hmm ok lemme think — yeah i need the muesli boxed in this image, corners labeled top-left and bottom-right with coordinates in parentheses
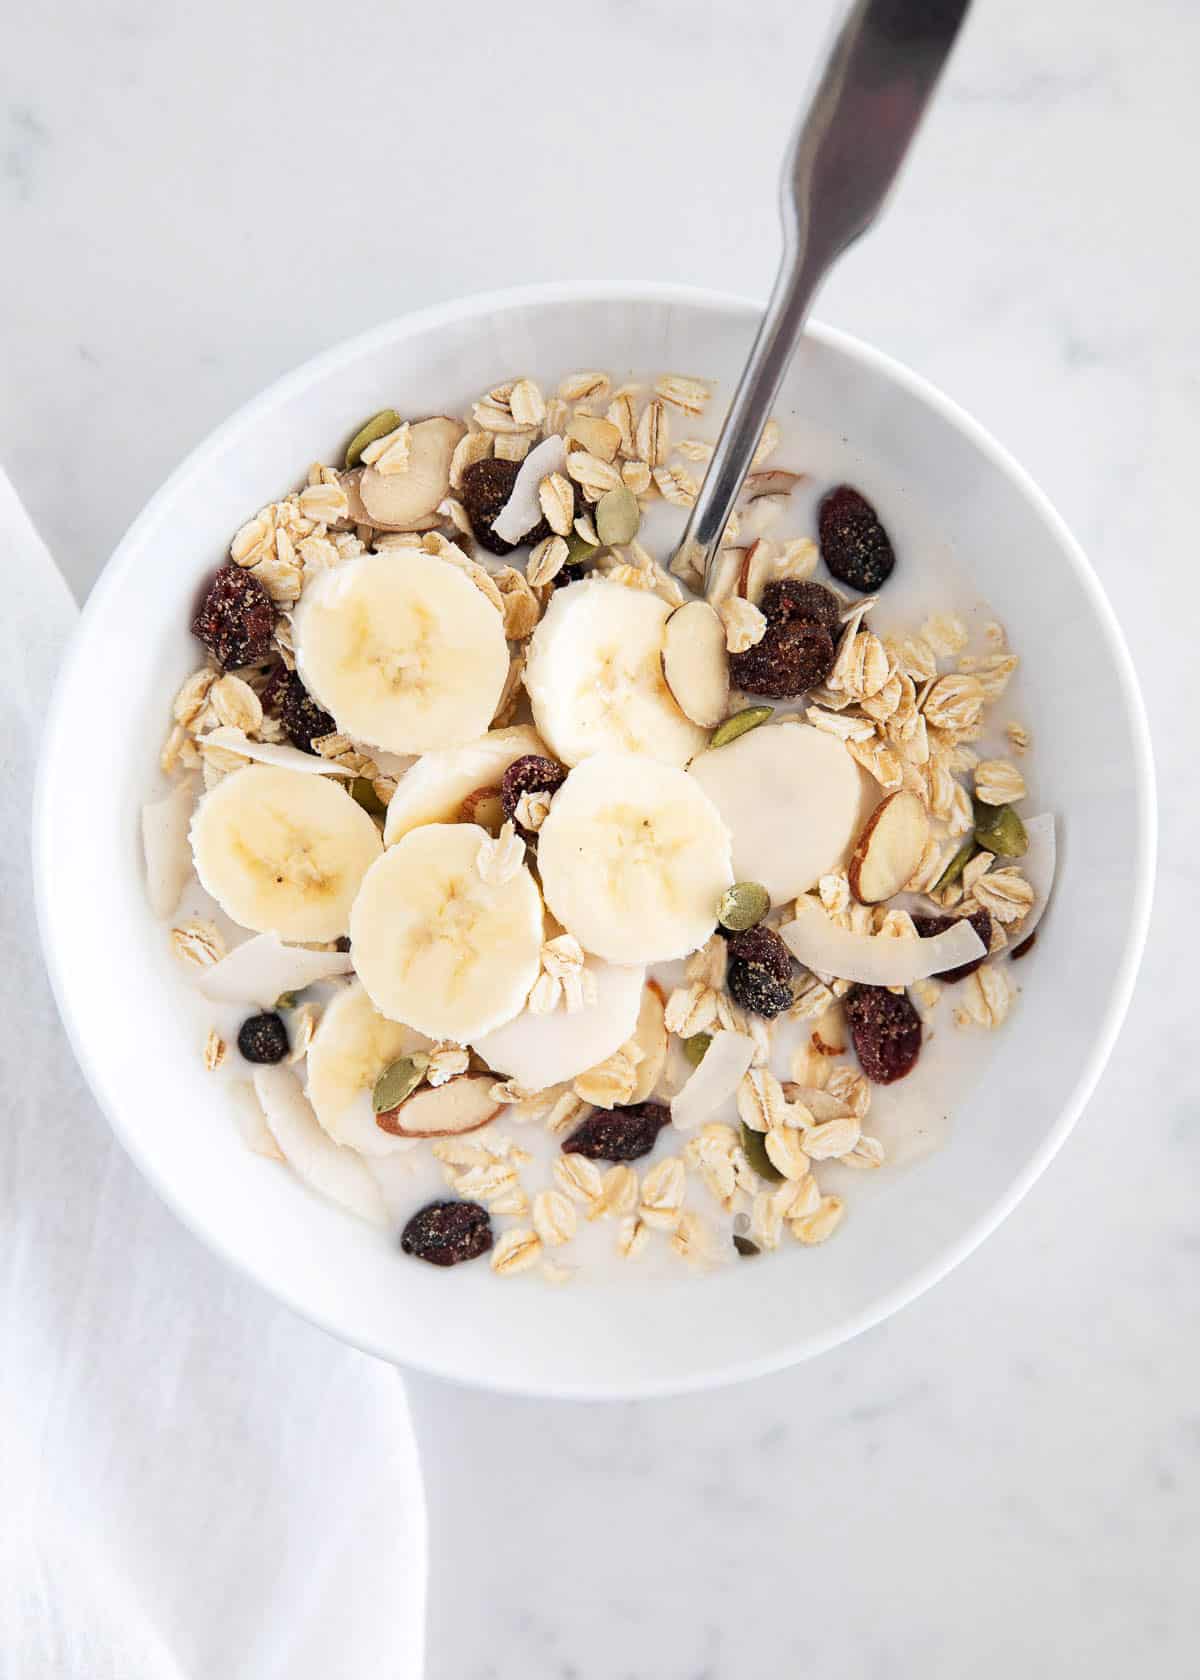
top-left (143, 368), bottom-right (1055, 1280)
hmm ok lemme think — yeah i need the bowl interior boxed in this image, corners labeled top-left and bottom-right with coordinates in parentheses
top-left (36, 287), bottom-right (1153, 1397)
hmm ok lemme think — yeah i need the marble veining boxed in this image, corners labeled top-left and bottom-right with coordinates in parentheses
top-left (3, 0), bottom-right (1195, 1674)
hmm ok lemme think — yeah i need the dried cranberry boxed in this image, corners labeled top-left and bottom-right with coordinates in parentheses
top-left (265, 669), bottom-right (336, 753)
top-left (818, 486), bottom-right (896, 593)
top-left (843, 985), bottom-right (922, 1083)
top-left (499, 754), bottom-right (567, 835)
top-left (237, 1012), bottom-right (289, 1064)
top-left (400, 1200), bottom-right (493, 1267)
top-left (760, 578), bottom-right (842, 632)
top-left (727, 962), bottom-right (793, 1018)
top-left (729, 618), bottom-right (836, 696)
top-left (1010, 929), bottom-right (1038, 962)
top-left (911, 909), bottom-right (993, 983)
top-left (725, 924), bottom-right (792, 982)
top-left (192, 563), bottom-right (275, 669)
top-left (461, 458), bottom-right (558, 555)
top-left (562, 1102), bottom-right (671, 1162)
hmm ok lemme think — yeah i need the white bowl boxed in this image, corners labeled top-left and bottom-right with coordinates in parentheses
top-left (35, 284), bottom-right (1155, 1399)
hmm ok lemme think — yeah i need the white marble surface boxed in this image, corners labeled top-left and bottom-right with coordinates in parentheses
top-left (4, 0), bottom-right (1197, 1675)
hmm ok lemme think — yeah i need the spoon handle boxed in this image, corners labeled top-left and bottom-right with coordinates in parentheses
top-left (678, 0), bottom-right (971, 592)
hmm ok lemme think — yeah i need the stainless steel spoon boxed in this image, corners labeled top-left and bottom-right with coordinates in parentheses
top-left (676, 0), bottom-right (971, 592)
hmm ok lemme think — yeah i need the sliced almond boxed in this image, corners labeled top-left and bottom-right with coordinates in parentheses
top-left (661, 600), bottom-right (729, 729)
top-left (458, 784), bottom-right (505, 835)
top-left (704, 546), bottom-right (744, 606)
top-left (742, 470), bottom-right (805, 501)
top-left (377, 1074), bottom-right (504, 1138)
top-left (627, 980), bottom-right (668, 1103)
top-left (735, 538), bottom-right (776, 605)
top-left (354, 416), bottom-right (466, 530)
top-left (847, 789), bottom-right (931, 905)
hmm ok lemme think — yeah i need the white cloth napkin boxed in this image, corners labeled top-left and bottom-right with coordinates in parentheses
top-left (0, 470), bottom-right (427, 1680)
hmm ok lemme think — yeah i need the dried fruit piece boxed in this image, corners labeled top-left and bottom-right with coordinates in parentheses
top-left (371, 1054), bottom-right (429, 1113)
top-left (760, 578), bottom-right (842, 631)
top-left (708, 706), bottom-right (773, 749)
top-left (728, 618), bottom-right (836, 697)
top-left (192, 563), bottom-right (275, 669)
top-left (847, 789), bottom-right (931, 905)
top-left (400, 1199), bottom-right (493, 1267)
top-left (237, 1011), bottom-right (289, 1065)
top-left (344, 408), bottom-right (402, 469)
top-left (499, 753), bottom-right (567, 835)
top-left (740, 1121), bottom-right (784, 1183)
top-left (972, 799), bottom-right (1029, 859)
top-left (725, 924), bottom-right (792, 981)
top-left (818, 485), bottom-right (896, 592)
top-left (911, 909), bottom-right (993, 983)
top-left (270, 670), bottom-right (336, 754)
top-left (562, 1102), bottom-right (671, 1162)
top-left (717, 880), bottom-right (771, 933)
top-left (727, 962), bottom-right (792, 1018)
top-left (843, 985), bottom-right (922, 1083)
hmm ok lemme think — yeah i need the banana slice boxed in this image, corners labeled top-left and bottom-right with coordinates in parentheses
top-left (305, 982), bottom-right (432, 1156)
top-left (536, 751), bottom-right (732, 964)
top-left (471, 955), bottom-right (644, 1090)
top-left (524, 578), bottom-right (707, 767)
top-left (383, 724), bottom-right (547, 846)
top-left (350, 822), bottom-right (543, 1042)
top-left (190, 764), bottom-right (382, 942)
top-left (292, 549), bottom-right (509, 754)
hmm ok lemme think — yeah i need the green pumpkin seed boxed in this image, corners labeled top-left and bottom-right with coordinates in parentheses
top-left (594, 486), bottom-right (640, 546)
top-left (740, 1121), bottom-right (784, 1183)
top-left (732, 1233), bottom-right (761, 1258)
top-left (933, 838), bottom-right (979, 894)
top-left (683, 1033), bottom-right (712, 1067)
top-left (371, 1054), bottom-right (429, 1114)
top-left (344, 408), bottom-right (402, 469)
top-left (350, 777), bottom-right (387, 819)
top-left (708, 706), bottom-right (774, 750)
top-left (717, 881), bottom-right (771, 933)
top-left (273, 991), bottom-right (299, 1012)
top-left (972, 798), bottom-right (1028, 859)
top-left (565, 530), bottom-right (599, 566)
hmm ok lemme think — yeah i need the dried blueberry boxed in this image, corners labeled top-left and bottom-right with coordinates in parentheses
top-left (727, 961), bottom-right (793, 1019)
top-left (400, 1200), bottom-right (493, 1267)
top-left (818, 486), bottom-right (896, 593)
top-left (911, 908), bottom-right (993, 982)
top-left (561, 1102), bottom-right (671, 1162)
top-left (725, 925), bottom-right (792, 983)
top-left (499, 754), bottom-right (568, 835)
top-left (843, 985), bottom-right (922, 1083)
top-left (237, 1011), bottom-right (289, 1064)
top-left (192, 563), bottom-right (275, 669)
top-left (728, 618), bottom-right (836, 697)
top-left (760, 578), bottom-right (842, 632)
top-left (264, 669), bottom-right (336, 753)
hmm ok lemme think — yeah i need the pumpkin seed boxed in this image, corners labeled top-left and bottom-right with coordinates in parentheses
top-left (933, 837), bottom-right (978, 893)
top-left (740, 1121), bottom-right (784, 1183)
top-left (682, 1032), bottom-right (712, 1067)
top-left (565, 530), bottom-right (599, 566)
top-left (594, 486), bottom-right (640, 546)
top-left (371, 1054), bottom-right (429, 1114)
top-left (344, 408), bottom-right (402, 469)
top-left (732, 1233), bottom-right (761, 1258)
top-left (717, 881), bottom-right (770, 933)
top-left (972, 798), bottom-right (1028, 859)
top-left (708, 706), bottom-right (773, 750)
top-left (350, 777), bottom-right (387, 818)
top-left (273, 991), bottom-right (299, 1011)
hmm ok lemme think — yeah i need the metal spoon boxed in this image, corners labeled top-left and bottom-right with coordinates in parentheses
top-left (676, 0), bottom-right (971, 592)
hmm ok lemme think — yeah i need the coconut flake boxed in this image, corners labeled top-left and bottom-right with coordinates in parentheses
top-left (490, 435), bottom-right (568, 545)
top-left (199, 932), bottom-right (353, 1005)
top-left (142, 780), bottom-right (195, 918)
top-left (229, 1079), bottom-right (284, 1160)
top-left (202, 727), bottom-right (356, 776)
top-left (366, 1148), bottom-right (423, 1223)
top-left (1011, 813), bottom-right (1056, 944)
top-left (253, 1064), bottom-right (387, 1225)
top-left (670, 1030), bottom-right (757, 1131)
top-left (781, 899), bottom-right (985, 986)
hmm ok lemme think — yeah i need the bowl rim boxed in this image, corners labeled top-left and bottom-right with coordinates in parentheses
top-left (34, 280), bottom-right (1157, 1398)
